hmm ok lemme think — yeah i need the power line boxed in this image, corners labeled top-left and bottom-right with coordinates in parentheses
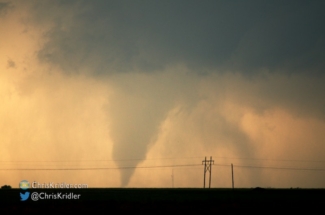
top-left (1, 163), bottom-right (324, 172)
top-left (234, 165), bottom-right (325, 171)
top-left (216, 157), bottom-right (325, 163)
top-left (1, 156), bottom-right (324, 163)
top-left (0, 164), bottom-right (201, 171)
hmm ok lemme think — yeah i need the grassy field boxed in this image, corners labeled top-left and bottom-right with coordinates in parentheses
top-left (1, 188), bottom-right (324, 213)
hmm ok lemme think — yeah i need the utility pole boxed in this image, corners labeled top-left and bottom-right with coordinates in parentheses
top-left (231, 163), bottom-right (234, 189)
top-left (202, 156), bottom-right (214, 188)
top-left (171, 169), bottom-right (174, 188)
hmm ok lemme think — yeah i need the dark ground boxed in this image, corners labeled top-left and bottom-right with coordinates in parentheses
top-left (0, 188), bottom-right (324, 213)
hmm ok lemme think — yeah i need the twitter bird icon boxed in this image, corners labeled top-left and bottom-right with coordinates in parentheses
top-left (20, 192), bottom-right (30, 201)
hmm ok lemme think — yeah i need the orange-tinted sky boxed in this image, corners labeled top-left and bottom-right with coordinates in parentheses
top-left (1, 1), bottom-right (325, 188)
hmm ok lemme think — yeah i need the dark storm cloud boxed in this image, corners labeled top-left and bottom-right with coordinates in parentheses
top-left (230, 1), bottom-right (325, 75)
top-left (0, 1), bottom-right (10, 16)
top-left (255, 74), bottom-right (325, 120)
top-left (31, 0), bottom-right (325, 75)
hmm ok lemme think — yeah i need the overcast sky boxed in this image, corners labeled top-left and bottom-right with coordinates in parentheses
top-left (1, 0), bottom-right (325, 188)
